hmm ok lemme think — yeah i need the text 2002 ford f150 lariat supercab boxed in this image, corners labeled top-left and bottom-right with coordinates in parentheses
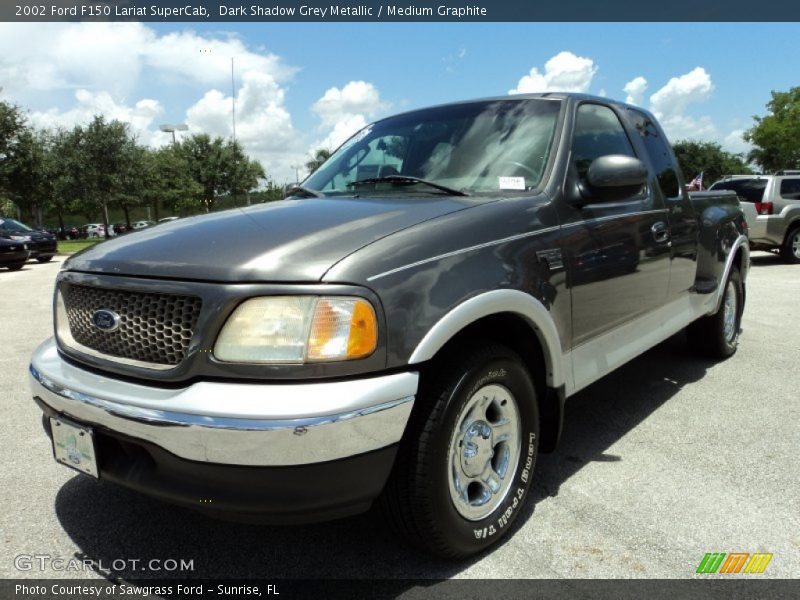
top-left (30, 94), bottom-right (749, 557)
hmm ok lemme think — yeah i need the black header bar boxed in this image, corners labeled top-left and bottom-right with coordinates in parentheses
top-left (4, 0), bottom-right (800, 22)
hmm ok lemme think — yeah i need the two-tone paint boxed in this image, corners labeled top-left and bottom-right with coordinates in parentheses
top-left (56, 94), bottom-right (748, 446)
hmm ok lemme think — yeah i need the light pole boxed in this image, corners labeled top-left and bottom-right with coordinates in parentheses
top-left (290, 164), bottom-right (301, 185)
top-left (159, 123), bottom-right (188, 144)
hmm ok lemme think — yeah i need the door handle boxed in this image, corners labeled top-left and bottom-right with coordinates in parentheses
top-left (651, 221), bottom-right (670, 243)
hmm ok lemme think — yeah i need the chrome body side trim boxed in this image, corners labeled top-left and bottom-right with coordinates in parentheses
top-left (408, 290), bottom-right (567, 390)
top-left (30, 338), bottom-right (418, 466)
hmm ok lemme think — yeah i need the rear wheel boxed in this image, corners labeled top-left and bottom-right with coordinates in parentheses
top-left (780, 227), bottom-right (800, 264)
top-left (380, 343), bottom-right (539, 558)
top-left (36, 255), bottom-right (53, 263)
top-left (687, 265), bottom-right (743, 358)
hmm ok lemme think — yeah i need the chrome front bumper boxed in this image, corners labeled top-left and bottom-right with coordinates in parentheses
top-left (30, 338), bottom-right (417, 467)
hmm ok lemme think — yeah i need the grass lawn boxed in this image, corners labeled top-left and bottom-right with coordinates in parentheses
top-left (58, 239), bottom-right (104, 254)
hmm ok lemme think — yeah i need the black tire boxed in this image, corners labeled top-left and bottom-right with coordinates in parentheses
top-left (36, 255), bottom-right (53, 263)
top-left (687, 265), bottom-right (744, 359)
top-left (5, 261), bottom-right (25, 271)
top-left (780, 226), bottom-right (800, 264)
top-left (380, 342), bottom-right (539, 558)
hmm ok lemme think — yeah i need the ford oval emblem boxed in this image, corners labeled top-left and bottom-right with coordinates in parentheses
top-left (91, 309), bottom-right (121, 332)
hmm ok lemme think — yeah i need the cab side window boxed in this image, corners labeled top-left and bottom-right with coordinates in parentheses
top-left (572, 104), bottom-right (636, 178)
top-left (627, 109), bottom-right (680, 199)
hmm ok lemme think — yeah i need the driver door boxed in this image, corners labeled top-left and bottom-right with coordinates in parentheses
top-left (557, 102), bottom-right (671, 348)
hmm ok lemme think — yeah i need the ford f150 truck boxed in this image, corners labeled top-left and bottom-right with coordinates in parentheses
top-left (30, 94), bottom-right (748, 558)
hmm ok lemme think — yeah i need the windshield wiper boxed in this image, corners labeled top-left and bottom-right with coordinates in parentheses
top-left (347, 175), bottom-right (470, 197)
top-left (285, 185), bottom-right (325, 198)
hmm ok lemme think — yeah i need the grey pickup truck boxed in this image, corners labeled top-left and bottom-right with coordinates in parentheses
top-left (30, 93), bottom-right (749, 558)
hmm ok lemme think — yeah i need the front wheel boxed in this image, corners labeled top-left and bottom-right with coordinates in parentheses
top-left (687, 265), bottom-right (744, 358)
top-left (380, 343), bottom-right (539, 558)
top-left (5, 261), bottom-right (25, 271)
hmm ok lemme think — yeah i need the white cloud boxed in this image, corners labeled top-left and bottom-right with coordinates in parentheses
top-left (310, 81), bottom-right (387, 153)
top-left (0, 23), bottom-right (294, 100)
top-left (0, 23), bottom-right (302, 181)
top-left (29, 90), bottom-right (163, 144)
top-left (185, 69), bottom-right (303, 180)
top-left (509, 51), bottom-right (597, 95)
top-left (657, 114), bottom-right (718, 143)
top-left (623, 76), bottom-right (648, 106)
top-left (649, 67), bottom-right (713, 120)
top-left (639, 67), bottom-right (715, 145)
top-left (723, 129), bottom-right (752, 155)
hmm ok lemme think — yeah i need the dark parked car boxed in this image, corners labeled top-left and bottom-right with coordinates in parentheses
top-left (0, 236), bottom-right (30, 270)
top-left (30, 94), bottom-right (749, 558)
top-left (112, 223), bottom-right (129, 235)
top-left (0, 217), bottom-right (57, 262)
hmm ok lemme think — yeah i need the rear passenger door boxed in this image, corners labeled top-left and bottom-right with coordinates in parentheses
top-left (557, 102), bottom-right (671, 346)
top-left (626, 108), bottom-right (699, 300)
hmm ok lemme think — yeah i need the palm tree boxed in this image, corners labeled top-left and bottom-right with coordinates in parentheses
top-left (305, 148), bottom-right (331, 175)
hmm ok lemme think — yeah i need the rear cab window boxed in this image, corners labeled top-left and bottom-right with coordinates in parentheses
top-left (625, 109), bottom-right (681, 199)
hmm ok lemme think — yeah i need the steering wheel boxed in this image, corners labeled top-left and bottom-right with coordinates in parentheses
top-left (498, 161), bottom-right (538, 178)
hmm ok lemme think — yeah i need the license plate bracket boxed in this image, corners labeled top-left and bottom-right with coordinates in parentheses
top-left (50, 417), bottom-right (99, 478)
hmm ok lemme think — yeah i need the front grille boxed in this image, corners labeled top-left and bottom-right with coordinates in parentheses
top-left (62, 284), bottom-right (202, 367)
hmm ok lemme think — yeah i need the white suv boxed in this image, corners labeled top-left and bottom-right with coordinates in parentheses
top-left (709, 171), bottom-right (800, 263)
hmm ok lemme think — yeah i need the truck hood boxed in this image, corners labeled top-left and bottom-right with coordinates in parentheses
top-left (64, 196), bottom-right (482, 282)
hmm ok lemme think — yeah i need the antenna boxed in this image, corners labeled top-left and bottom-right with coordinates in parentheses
top-left (231, 57), bottom-right (237, 148)
top-left (231, 56), bottom-right (238, 204)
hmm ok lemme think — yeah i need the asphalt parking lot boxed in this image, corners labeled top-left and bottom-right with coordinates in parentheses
top-left (1, 253), bottom-right (798, 581)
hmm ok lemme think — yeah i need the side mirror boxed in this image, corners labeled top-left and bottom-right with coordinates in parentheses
top-left (587, 155), bottom-right (648, 189)
top-left (585, 155), bottom-right (648, 195)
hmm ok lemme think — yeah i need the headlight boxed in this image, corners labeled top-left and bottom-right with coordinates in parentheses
top-left (9, 235), bottom-right (31, 241)
top-left (214, 296), bottom-right (378, 364)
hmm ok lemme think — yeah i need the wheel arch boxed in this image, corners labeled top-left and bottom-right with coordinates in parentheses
top-left (782, 218), bottom-right (800, 245)
top-left (408, 290), bottom-right (567, 452)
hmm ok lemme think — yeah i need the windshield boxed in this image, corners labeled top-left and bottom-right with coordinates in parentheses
top-left (0, 218), bottom-right (32, 232)
top-left (709, 178), bottom-right (767, 202)
top-left (304, 99), bottom-right (562, 196)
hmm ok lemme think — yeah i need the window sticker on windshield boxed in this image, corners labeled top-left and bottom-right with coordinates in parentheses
top-left (499, 177), bottom-right (525, 190)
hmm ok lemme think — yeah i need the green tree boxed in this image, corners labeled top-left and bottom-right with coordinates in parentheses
top-left (744, 87), bottom-right (800, 172)
top-left (305, 148), bottom-right (331, 175)
top-left (229, 140), bottom-right (266, 203)
top-left (69, 116), bottom-right (137, 237)
top-left (249, 179), bottom-right (286, 203)
top-left (672, 140), bottom-right (752, 187)
top-left (141, 145), bottom-right (203, 217)
top-left (178, 134), bottom-right (264, 212)
top-left (50, 128), bottom-right (85, 231)
top-left (4, 128), bottom-right (53, 226)
top-left (0, 101), bottom-right (27, 196)
top-left (114, 143), bottom-right (150, 226)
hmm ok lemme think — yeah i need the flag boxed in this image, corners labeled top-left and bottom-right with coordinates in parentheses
top-left (687, 172), bottom-right (704, 192)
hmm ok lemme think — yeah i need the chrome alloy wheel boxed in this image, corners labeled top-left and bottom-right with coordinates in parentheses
top-left (723, 280), bottom-right (738, 343)
top-left (447, 383), bottom-right (521, 521)
top-left (792, 230), bottom-right (800, 259)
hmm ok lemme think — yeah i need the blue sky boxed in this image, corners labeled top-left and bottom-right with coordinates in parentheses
top-left (1, 22), bottom-right (797, 181)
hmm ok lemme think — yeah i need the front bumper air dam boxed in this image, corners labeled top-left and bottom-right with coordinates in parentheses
top-left (30, 338), bottom-right (418, 522)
